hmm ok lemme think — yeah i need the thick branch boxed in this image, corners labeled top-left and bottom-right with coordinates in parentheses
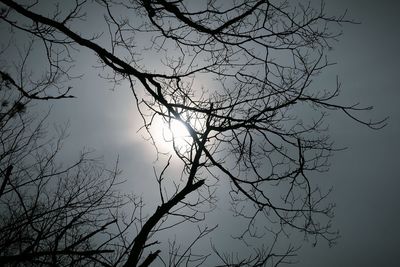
top-left (123, 179), bottom-right (204, 267)
top-left (0, 165), bottom-right (12, 197)
top-left (1, 0), bottom-right (145, 78)
top-left (138, 250), bottom-right (161, 267)
top-left (154, 0), bottom-right (265, 35)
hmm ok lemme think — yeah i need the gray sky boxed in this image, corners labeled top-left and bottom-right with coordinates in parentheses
top-left (2, 0), bottom-right (400, 266)
top-left (298, 1), bottom-right (400, 266)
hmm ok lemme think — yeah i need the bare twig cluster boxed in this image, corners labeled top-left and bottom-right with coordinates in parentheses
top-left (0, 0), bottom-right (386, 266)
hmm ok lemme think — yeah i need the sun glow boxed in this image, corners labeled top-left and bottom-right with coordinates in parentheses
top-left (166, 119), bottom-right (192, 149)
top-left (150, 116), bottom-right (194, 154)
top-left (125, 103), bottom-right (208, 157)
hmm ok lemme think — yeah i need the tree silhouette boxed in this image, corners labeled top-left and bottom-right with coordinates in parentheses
top-left (0, 1), bottom-right (386, 266)
top-left (0, 60), bottom-right (150, 266)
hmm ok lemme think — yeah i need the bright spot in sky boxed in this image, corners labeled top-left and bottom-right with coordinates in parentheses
top-left (171, 119), bottom-right (190, 138)
top-left (151, 116), bottom-right (193, 154)
top-left (166, 119), bottom-right (191, 147)
top-left (124, 106), bottom-right (197, 157)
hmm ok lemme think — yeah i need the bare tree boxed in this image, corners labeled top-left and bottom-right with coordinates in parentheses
top-left (0, 39), bottom-right (145, 267)
top-left (0, 1), bottom-right (386, 266)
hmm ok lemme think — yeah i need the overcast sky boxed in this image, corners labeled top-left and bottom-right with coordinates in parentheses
top-left (298, 1), bottom-right (400, 266)
top-left (2, 0), bottom-right (400, 266)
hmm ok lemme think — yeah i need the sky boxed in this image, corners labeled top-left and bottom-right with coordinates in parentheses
top-left (1, 0), bottom-right (400, 266)
top-left (297, 1), bottom-right (400, 266)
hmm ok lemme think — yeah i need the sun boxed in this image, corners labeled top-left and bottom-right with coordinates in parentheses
top-left (167, 119), bottom-right (192, 148)
top-left (125, 103), bottom-right (205, 156)
top-left (150, 116), bottom-right (193, 154)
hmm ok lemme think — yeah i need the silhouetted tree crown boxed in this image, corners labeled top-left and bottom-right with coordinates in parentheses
top-left (0, 1), bottom-right (386, 266)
